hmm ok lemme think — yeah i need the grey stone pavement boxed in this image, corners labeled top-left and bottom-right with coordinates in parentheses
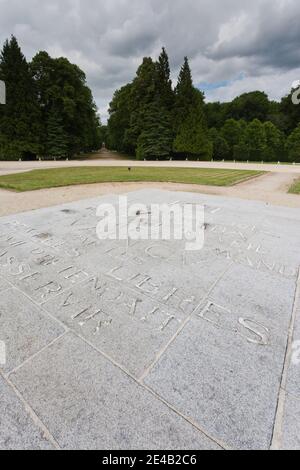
top-left (0, 188), bottom-right (300, 450)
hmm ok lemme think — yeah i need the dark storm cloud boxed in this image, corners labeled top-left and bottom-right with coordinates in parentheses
top-left (208, 1), bottom-right (300, 70)
top-left (0, 0), bottom-right (299, 120)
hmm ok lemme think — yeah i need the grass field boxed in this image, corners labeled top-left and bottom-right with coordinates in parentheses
top-left (289, 178), bottom-right (300, 194)
top-left (0, 167), bottom-right (264, 192)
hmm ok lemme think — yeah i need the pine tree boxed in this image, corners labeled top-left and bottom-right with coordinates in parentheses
top-left (173, 89), bottom-right (212, 160)
top-left (173, 59), bottom-right (211, 160)
top-left (175, 57), bottom-right (193, 102)
top-left (46, 107), bottom-right (68, 158)
top-left (136, 100), bottom-right (173, 160)
top-left (0, 36), bottom-right (41, 160)
top-left (156, 48), bottom-right (174, 109)
top-left (173, 57), bottom-right (195, 130)
top-left (123, 57), bottom-right (157, 153)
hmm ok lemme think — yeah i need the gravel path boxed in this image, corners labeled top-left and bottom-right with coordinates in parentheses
top-left (0, 149), bottom-right (300, 176)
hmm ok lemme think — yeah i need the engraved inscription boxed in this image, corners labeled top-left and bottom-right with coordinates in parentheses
top-left (197, 301), bottom-right (269, 346)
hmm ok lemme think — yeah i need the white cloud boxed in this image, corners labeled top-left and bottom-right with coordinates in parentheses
top-left (0, 0), bottom-right (299, 122)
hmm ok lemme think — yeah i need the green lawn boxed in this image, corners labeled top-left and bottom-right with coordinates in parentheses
top-left (0, 166), bottom-right (264, 192)
top-left (289, 178), bottom-right (300, 194)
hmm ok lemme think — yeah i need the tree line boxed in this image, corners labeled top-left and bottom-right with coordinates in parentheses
top-left (0, 36), bottom-right (103, 160)
top-left (106, 49), bottom-right (300, 162)
top-left (1, 39), bottom-right (300, 162)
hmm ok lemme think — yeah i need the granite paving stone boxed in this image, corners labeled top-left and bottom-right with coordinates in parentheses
top-left (10, 332), bottom-right (220, 450)
top-left (1, 189), bottom-right (300, 449)
top-left (0, 375), bottom-right (54, 449)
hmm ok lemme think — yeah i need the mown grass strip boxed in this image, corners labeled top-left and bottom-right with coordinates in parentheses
top-left (0, 166), bottom-right (264, 192)
top-left (289, 178), bottom-right (300, 194)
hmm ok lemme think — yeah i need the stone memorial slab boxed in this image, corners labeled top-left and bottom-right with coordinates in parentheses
top-left (201, 263), bottom-right (296, 330)
top-left (285, 289), bottom-right (300, 398)
top-left (273, 275), bottom-right (300, 450)
top-left (42, 235), bottom-right (231, 377)
top-left (0, 277), bottom-right (11, 293)
top-left (0, 238), bottom-right (92, 305)
top-left (0, 375), bottom-right (54, 449)
top-left (144, 315), bottom-right (288, 449)
top-left (245, 227), bottom-right (300, 278)
top-left (0, 288), bottom-right (65, 374)
top-left (10, 332), bottom-right (220, 450)
top-left (281, 393), bottom-right (300, 450)
top-left (43, 273), bottom-right (187, 378)
top-left (1, 189), bottom-right (300, 449)
top-left (144, 263), bottom-right (297, 449)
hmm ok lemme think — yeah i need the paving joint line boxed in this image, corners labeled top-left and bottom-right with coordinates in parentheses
top-left (139, 261), bottom-right (234, 382)
top-left (0, 369), bottom-right (61, 450)
top-left (72, 330), bottom-right (228, 450)
top-left (271, 267), bottom-right (300, 450)
top-left (7, 331), bottom-right (68, 379)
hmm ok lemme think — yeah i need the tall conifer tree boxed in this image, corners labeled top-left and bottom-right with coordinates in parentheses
top-left (0, 36), bottom-right (41, 159)
top-left (173, 58), bottom-right (212, 159)
top-left (136, 99), bottom-right (173, 160)
top-left (46, 107), bottom-right (68, 157)
top-left (156, 47), bottom-right (174, 109)
top-left (173, 89), bottom-right (212, 160)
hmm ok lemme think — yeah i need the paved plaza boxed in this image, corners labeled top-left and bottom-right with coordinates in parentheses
top-left (0, 189), bottom-right (300, 450)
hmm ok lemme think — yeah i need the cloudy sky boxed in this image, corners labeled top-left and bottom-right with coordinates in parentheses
top-left (0, 0), bottom-right (300, 121)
